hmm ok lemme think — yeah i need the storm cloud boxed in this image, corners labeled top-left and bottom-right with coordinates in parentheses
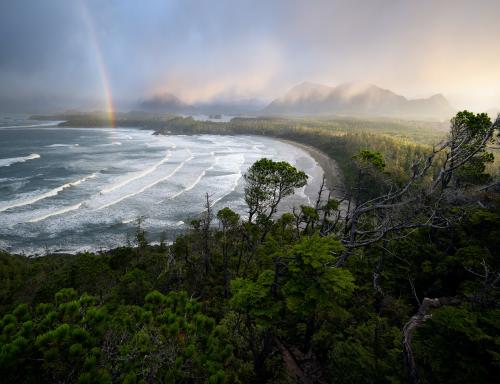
top-left (1, 0), bottom-right (499, 112)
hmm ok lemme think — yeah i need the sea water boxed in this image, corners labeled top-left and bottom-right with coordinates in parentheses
top-left (0, 116), bottom-right (324, 254)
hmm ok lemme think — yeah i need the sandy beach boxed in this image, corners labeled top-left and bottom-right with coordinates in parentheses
top-left (279, 138), bottom-right (345, 197)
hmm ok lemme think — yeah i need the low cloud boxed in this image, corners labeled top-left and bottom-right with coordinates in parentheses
top-left (1, 0), bottom-right (499, 112)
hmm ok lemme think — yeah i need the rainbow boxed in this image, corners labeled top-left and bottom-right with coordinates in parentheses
top-left (79, 1), bottom-right (115, 127)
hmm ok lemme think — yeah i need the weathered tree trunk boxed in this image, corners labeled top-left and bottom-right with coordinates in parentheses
top-left (402, 297), bottom-right (460, 384)
top-left (403, 298), bottom-right (440, 384)
top-left (202, 193), bottom-right (212, 274)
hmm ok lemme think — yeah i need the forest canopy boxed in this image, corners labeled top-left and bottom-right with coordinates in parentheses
top-left (1, 111), bottom-right (499, 383)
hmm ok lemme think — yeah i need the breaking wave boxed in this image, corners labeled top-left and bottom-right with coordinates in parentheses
top-left (0, 153), bottom-right (40, 167)
top-left (0, 173), bottom-right (97, 213)
top-left (28, 202), bottom-right (83, 223)
top-left (46, 144), bottom-right (79, 148)
top-left (96, 152), bottom-right (194, 210)
top-left (211, 171), bottom-right (243, 207)
top-left (100, 151), bottom-right (171, 194)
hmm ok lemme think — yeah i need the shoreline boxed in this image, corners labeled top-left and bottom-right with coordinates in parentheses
top-left (23, 120), bottom-right (347, 196)
top-left (1, 128), bottom-right (345, 256)
top-left (277, 138), bottom-right (345, 196)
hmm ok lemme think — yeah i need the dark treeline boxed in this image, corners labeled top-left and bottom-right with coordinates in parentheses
top-left (2, 112), bottom-right (499, 383)
top-left (34, 112), bottom-right (448, 146)
top-left (154, 116), bottom-right (439, 193)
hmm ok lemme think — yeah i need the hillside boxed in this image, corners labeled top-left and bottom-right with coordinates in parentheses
top-left (264, 81), bottom-right (455, 119)
top-left (139, 92), bottom-right (188, 112)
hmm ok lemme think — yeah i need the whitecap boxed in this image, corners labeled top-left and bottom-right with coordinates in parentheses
top-left (0, 172), bottom-right (97, 213)
top-left (96, 151), bottom-right (194, 210)
top-left (46, 144), bottom-right (78, 148)
top-left (166, 153), bottom-right (216, 200)
top-left (0, 175), bottom-right (33, 183)
top-left (100, 151), bottom-right (172, 194)
top-left (0, 153), bottom-right (40, 167)
top-left (27, 202), bottom-right (83, 223)
top-left (211, 171), bottom-right (243, 207)
top-left (0, 121), bottom-right (63, 129)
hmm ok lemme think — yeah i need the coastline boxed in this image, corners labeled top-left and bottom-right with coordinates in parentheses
top-left (278, 138), bottom-right (345, 195)
top-left (23, 116), bottom-right (348, 202)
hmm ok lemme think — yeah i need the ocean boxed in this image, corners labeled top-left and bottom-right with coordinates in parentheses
top-left (0, 115), bottom-right (324, 254)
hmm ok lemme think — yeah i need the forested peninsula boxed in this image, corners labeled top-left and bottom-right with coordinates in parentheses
top-left (2, 111), bottom-right (499, 383)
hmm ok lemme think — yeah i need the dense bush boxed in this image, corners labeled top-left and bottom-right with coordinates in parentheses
top-left (2, 112), bottom-right (498, 382)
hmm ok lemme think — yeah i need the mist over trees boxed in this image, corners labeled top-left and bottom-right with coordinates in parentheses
top-left (263, 82), bottom-right (455, 119)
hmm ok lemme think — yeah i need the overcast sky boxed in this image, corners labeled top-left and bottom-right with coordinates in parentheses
top-left (1, 0), bottom-right (499, 112)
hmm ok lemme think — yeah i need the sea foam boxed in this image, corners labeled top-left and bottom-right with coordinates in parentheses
top-left (100, 151), bottom-right (172, 194)
top-left (166, 153), bottom-right (216, 200)
top-left (0, 153), bottom-right (40, 167)
top-left (0, 173), bottom-right (97, 213)
top-left (28, 202), bottom-right (83, 223)
top-left (96, 151), bottom-right (194, 210)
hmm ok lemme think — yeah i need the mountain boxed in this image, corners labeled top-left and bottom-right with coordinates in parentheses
top-left (139, 94), bottom-right (265, 115)
top-left (139, 82), bottom-right (455, 119)
top-left (139, 93), bottom-right (188, 112)
top-left (194, 98), bottom-right (266, 114)
top-left (264, 81), bottom-right (455, 119)
top-left (402, 94), bottom-right (454, 117)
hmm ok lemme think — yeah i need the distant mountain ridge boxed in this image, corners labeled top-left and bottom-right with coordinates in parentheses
top-left (139, 93), bottom-right (265, 115)
top-left (138, 82), bottom-right (455, 119)
top-left (264, 81), bottom-right (455, 119)
top-left (139, 93), bottom-right (187, 112)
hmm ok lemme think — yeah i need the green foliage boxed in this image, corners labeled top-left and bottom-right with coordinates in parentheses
top-left (0, 121), bottom-right (498, 383)
top-left (327, 315), bottom-right (403, 383)
top-left (0, 289), bottom-right (232, 383)
top-left (413, 306), bottom-right (500, 383)
top-left (451, 111), bottom-right (496, 186)
top-left (455, 150), bottom-right (494, 185)
top-left (244, 158), bottom-right (308, 222)
top-left (115, 268), bottom-right (152, 305)
top-left (230, 271), bottom-right (282, 327)
top-left (284, 236), bottom-right (355, 317)
top-left (217, 207), bottom-right (240, 229)
top-left (354, 150), bottom-right (386, 171)
top-left (134, 217), bottom-right (148, 248)
top-left (453, 110), bottom-right (491, 137)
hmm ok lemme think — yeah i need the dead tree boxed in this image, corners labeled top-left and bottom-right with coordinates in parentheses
top-left (402, 296), bottom-right (461, 384)
top-left (464, 258), bottom-right (500, 304)
top-left (201, 192), bottom-right (213, 274)
top-left (331, 114), bottom-right (500, 267)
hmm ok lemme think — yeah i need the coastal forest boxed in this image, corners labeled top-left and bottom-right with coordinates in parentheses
top-left (1, 111), bottom-right (499, 383)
